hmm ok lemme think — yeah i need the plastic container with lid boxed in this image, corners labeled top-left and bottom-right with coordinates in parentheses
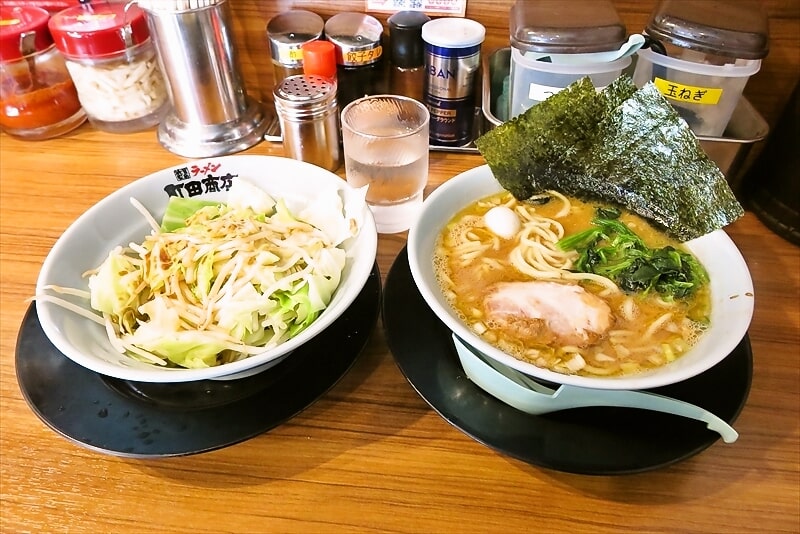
top-left (632, 0), bottom-right (769, 137)
top-left (508, 0), bottom-right (631, 118)
top-left (0, 5), bottom-right (85, 140)
top-left (48, 2), bottom-right (168, 134)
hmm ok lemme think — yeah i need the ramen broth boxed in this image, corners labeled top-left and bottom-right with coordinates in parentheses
top-left (433, 191), bottom-right (710, 377)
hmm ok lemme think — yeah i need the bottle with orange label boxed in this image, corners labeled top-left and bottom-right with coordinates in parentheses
top-left (324, 12), bottom-right (385, 110)
top-left (266, 10), bottom-right (324, 86)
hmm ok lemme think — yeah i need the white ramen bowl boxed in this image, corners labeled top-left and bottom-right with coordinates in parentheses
top-left (408, 164), bottom-right (755, 391)
top-left (35, 155), bottom-right (377, 383)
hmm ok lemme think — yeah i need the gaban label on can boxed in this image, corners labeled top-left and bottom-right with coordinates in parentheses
top-left (423, 43), bottom-right (481, 146)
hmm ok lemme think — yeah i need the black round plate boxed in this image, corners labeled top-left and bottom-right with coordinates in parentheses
top-left (382, 248), bottom-right (752, 476)
top-left (16, 264), bottom-right (381, 458)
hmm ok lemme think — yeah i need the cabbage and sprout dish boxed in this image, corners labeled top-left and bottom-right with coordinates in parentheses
top-left (37, 180), bottom-right (356, 369)
top-left (434, 191), bottom-right (711, 378)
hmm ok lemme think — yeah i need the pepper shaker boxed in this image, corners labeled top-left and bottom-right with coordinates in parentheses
top-left (273, 74), bottom-right (341, 172)
top-left (422, 18), bottom-right (485, 147)
top-left (137, 0), bottom-right (269, 157)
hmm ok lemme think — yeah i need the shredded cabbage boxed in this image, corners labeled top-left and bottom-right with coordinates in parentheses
top-left (40, 179), bottom-right (356, 369)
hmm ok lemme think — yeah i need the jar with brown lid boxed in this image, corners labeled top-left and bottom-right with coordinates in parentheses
top-left (0, 5), bottom-right (86, 140)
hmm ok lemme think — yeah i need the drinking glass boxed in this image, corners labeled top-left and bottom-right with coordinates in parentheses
top-left (341, 95), bottom-right (430, 233)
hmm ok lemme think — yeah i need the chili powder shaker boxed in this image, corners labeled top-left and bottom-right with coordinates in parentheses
top-left (137, 0), bottom-right (269, 157)
top-left (302, 40), bottom-right (337, 80)
top-left (0, 5), bottom-right (86, 140)
top-left (273, 74), bottom-right (341, 172)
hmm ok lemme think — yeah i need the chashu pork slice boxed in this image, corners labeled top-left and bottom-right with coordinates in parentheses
top-left (483, 280), bottom-right (614, 347)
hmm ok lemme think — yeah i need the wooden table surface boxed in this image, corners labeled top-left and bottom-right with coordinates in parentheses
top-left (1, 126), bottom-right (798, 533)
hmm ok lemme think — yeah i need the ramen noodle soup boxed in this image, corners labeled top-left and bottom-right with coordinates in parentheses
top-left (433, 191), bottom-right (711, 378)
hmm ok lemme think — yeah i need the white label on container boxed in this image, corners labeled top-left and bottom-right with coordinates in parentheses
top-left (528, 82), bottom-right (608, 102)
top-left (528, 83), bottom-right (564, 102)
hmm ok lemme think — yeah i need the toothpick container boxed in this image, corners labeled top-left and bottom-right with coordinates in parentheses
top-left (137, 0), bottom-right (269, 157)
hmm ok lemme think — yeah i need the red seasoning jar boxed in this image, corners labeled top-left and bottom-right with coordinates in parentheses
top-left (0, 5), bottom-right (85, 140)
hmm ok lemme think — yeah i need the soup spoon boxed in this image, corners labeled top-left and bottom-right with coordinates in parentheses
top-left (453, 334), bottom-right (739, 443)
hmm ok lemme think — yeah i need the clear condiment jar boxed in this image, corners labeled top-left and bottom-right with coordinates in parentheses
top-left (266, 10), bottom-right (325, 86)
top-left (48, 2), bottom-right (168, 133)
top-left (324, 13), bottom-right (386, 110)
top-left (0, 5), bottom-right (86, 140)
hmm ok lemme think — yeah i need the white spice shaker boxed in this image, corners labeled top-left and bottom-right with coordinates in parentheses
top-left (48, 2), bottom-right (168, 134)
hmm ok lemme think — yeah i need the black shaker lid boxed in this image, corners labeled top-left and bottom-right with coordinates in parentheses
top-left (388, 11), bottom-right (430, 68)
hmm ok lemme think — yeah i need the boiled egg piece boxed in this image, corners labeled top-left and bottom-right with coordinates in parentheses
top-left (484, 205), bottom-right (521, 239)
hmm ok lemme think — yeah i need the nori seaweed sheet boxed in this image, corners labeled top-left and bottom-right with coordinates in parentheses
top-left (474, 76), bottom-right (744, 241)
top-left (475, 78), bottom-right (614, 200)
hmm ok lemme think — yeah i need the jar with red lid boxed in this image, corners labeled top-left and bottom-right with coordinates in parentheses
top-left (48, 2), bottom-right (168, 133)
top-left (0, 5), bottom-right (85, 140)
